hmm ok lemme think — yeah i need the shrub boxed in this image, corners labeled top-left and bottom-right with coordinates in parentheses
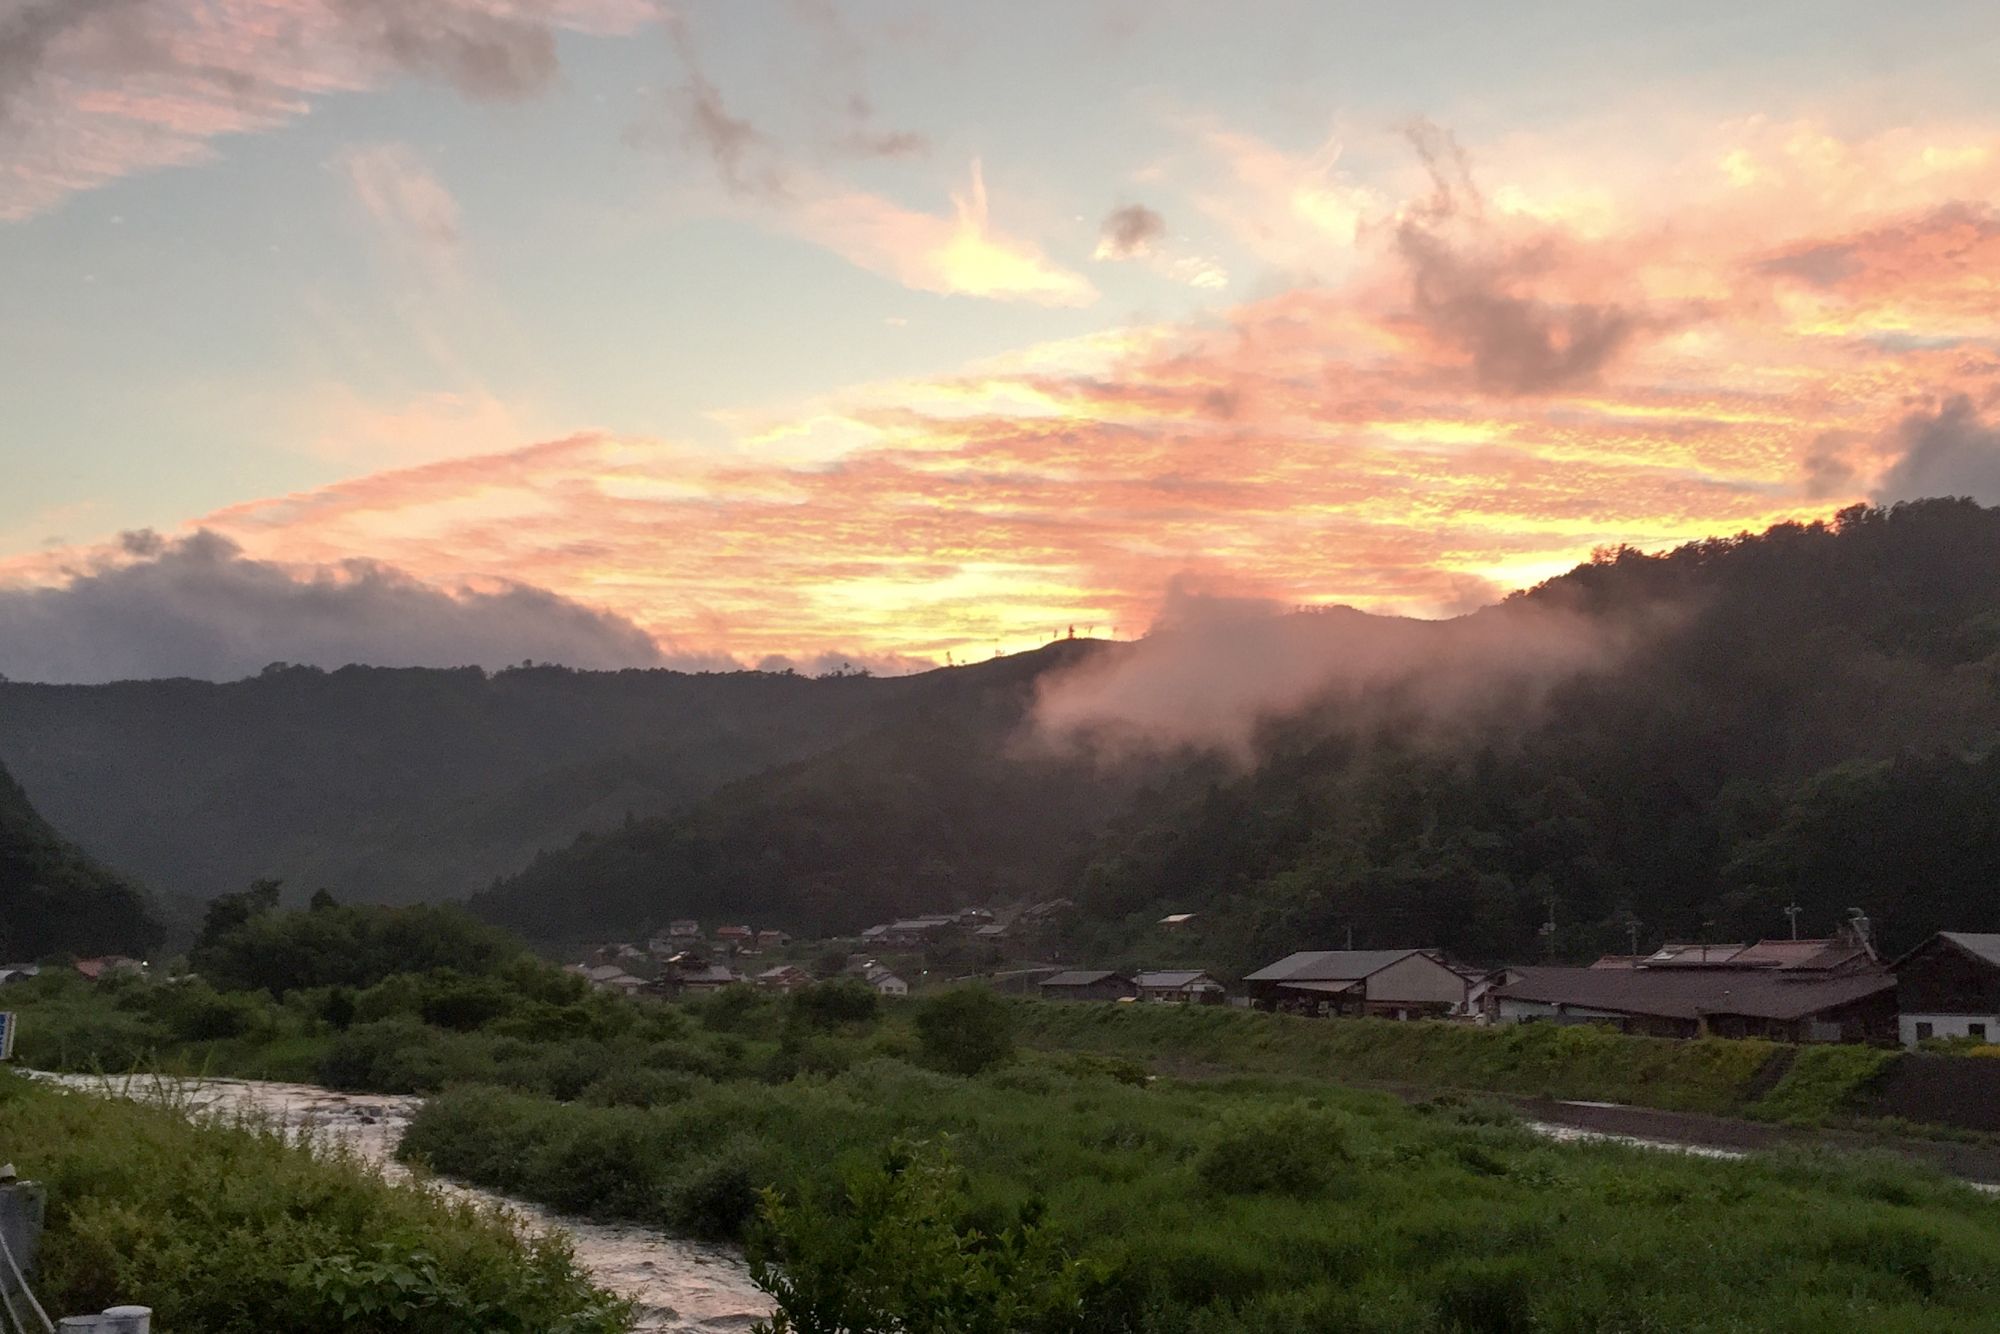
top-left (1433, 1256), bottom-right (1536, 1334)
top-left (580, 1067), bottom-right (706, 1108)
top-left (1197, 1102), bottom-right (1354, 1197)
top-left (787, 980), bottom-right (880, 1031)
top-left (913, 987), bottom-right (1014, 1076)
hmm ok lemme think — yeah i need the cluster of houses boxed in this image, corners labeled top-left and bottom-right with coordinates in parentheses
top-left (1039, 930), bottom-right (2000, 1050)
top-left (1, 956), bottom-right (145, 986)
top-left (570, 920), bottom-right (912, 999)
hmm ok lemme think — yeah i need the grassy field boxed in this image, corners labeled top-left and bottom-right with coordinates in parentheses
top-left (1012, 1001), bottom-right (1783, 1113)
top-left (398, 1048), bottom-right (2000, 1333)
top-left (0, 1070), bottom-right (627, 1333)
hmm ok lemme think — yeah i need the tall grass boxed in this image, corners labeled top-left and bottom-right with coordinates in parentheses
top-left (1013, 1002), bottom-right (1781, 1113)
top-left (0, 1070), bottom-right (628, 1332)
top-left (399, 1054), bottom-right (2000, 1332)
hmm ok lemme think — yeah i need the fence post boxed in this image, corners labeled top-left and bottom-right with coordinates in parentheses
top-left (0, 1179), bottom-right (45, 1298)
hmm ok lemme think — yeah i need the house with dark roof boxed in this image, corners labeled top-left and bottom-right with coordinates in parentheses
top-left (1133, 970), bottom-right (1226, 1005)
top-left (1038, 970), bottom-right (1138, 1002)
top-left (1892, 932), bottom-right (2000, 1047)
top-left (1487, 965), bottom-right (1897, 1042)
top-left (1243, 950), bottom-right (1470, 1018)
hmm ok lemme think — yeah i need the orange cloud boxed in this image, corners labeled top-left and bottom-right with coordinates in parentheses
top-left (784, 160), bottom-right (1098, 306)
top-left (12, 119), bottom-right (2000, 669)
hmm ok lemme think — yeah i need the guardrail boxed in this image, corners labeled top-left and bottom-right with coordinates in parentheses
top-left (1, 1180), bottom-right (149, 1334)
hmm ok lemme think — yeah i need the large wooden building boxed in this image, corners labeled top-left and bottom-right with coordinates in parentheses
top-left (1487, 965), bottom-right (1897, 1042)
top-left (1243, 949), bottom-right (1471, 1018)
top-left (1892, 932), bottom-right (2000, 1047)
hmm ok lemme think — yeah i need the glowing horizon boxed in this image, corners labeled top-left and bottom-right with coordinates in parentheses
top-left (6, 4), bottom-right (2000, 677)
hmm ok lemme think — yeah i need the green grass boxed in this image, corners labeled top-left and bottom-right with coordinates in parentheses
top-left (1749, 1045), bottom-right (1906, 1125)
top-left (1013, 1002), bottom-right (1781, 1113)
top-left (0, 1070), bottom-right (627, 1333)
top-left (399, 1052), bottom-right (2000, 1333)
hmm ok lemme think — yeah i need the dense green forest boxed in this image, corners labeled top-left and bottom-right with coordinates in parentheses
top-left (1061, 500), bottom-right (2000, 967)
top-left (475, 500), bottom-right (2000, 962)
top-left (0, 753), bottom-right (159, 958)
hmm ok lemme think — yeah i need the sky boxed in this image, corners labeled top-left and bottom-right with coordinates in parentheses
top-left (4, 0), bottom-right (2000, 680)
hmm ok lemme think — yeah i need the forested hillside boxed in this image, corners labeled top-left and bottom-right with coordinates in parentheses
top-left (0, 661), bottom-right (957, 907)
top-left (1062, 499), bottom-right (2000, 968)
top-left (476, 501), bottom-right (2000, 961)
top-left (469, 641), bottom-right (1132, 943)
top-left (0, 754), bottom-right (159, 958)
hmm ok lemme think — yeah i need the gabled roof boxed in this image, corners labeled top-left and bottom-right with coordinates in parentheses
top-left (1938, 933), bottom-right (2000, 969)
top-left (1243, 950), bottom-right (1430, 984)
top-left (1492, 966), bottom-right (1894, 1022)
top-left (1040, 969), bottom-right (1130, 988)
top-left (1134, 970), bottom-right (1220, 990)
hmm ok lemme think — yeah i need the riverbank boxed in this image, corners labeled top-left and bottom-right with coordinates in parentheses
top-left (0, 1069), bottom-right (627, 1333)
top-left (36, 1074), bottom-right (771, 1334)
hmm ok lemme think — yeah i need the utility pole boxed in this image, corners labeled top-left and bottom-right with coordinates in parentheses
top-left (1539, 894), bottom-right (1558, 962)
top-left (1626, 916), bottom-right (1641, 958)
top-left (1783, 903), bottom-right (1802, 940)
top-left (1344, 924), bottom-right (1354, 951)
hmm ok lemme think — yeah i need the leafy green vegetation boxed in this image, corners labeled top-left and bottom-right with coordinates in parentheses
top-left (0, 1070), bottom-right (626, 1333)
top-left (400, 1049), bottom-right (2000, 1332)
top-left (1014, 1002), bottom-right (1781, 1114)
top-left (1751, 1045), bottom-right (1907, 1126)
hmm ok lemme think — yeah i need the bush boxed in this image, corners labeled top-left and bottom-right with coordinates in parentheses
top-left (1197, 1102), bottom-right (1354, 1197)
top-left (913, 987), bottom-right (1014, 1076)
top-left (787, 980), bottom-right (880, 1031)
top-left (581, 1067), bottom-right (707, 1108)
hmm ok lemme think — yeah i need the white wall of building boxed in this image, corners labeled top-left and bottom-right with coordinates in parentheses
top-left (1899, 1012), bottom-right (2000, 1047)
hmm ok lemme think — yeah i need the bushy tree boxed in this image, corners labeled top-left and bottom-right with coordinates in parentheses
top-left (913, 987), bottom-right (1012, 1076)
top-left (749, 1140), bottom-right (1101, 1334)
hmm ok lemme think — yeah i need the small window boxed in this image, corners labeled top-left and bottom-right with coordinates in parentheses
top-left (1970, 1023), bottom-right (1989, 1042)
top-left (1915, 1022), bottom-right (1935, 1040)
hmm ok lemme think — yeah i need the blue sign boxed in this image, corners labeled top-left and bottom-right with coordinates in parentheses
top-left (0, 1012), bottom-right (13, 1062)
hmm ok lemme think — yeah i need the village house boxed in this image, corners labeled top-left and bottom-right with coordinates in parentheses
top-left (1891, 932), bottom-right (2000, 1047)
top-left (756, 963), bottom-right (814, 993)
top-left (576, 962), bottom-right (646, 996)
top-left (1133, 969), bottom-right (1226, 1004)
top-left (1488, 964), bottom-right (1897, 1042)
top-left (862, 964), bottom-right (909, 996)
top-left (1038, 970), bottom-right (1139, 1002)
top-left (0, 965), bottom-right (40, 986)
top-left (73, 956), bottom-right (145, 982)
top-left (713, 925), bottom-right (754, 948)
top-left (755, 929), bottom-right (792, 952)
top-left (671, 962), bottom-right (745, 994)
top-left (1244, 949), bottom-right (1471, 1018)
top-left (1157, 913), bottom-right (1197, 929)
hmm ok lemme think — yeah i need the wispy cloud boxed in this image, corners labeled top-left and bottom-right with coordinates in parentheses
top-left (0, 0), bottom-right (656, 221)
top-left (786, 160), bottom-right (1097, 306)
top-left (9, 118), bottom-right (2000, 669)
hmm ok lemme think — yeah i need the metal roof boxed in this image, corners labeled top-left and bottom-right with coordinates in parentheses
top-left (1243, 949), bottom-right (1427, 983)
top-left (1940, 933), bottom-right (2000, 969)
top-left (1040, 969), bottom-right (1129, 988)
top-left (1492, 965), bottom-right (1893, 1021)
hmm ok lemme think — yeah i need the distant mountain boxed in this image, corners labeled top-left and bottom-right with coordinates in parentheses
top-left (10, 501), bottom-right (2000, 967)
top-left (486, 500), bottom-right (2000, 963)
top-left (0, 661), bottom-right (966, 909)
top-left (0, 754), bottom-right (159, 959)
top-left (467, 640), bottom-right (1130, 945)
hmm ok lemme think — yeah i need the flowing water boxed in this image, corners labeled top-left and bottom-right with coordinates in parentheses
top-left (35, 1074), bottom-right (773, 1333)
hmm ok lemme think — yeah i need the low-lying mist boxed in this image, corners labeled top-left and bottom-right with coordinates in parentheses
top-left (1030, 584), bottom-right (1664, 762)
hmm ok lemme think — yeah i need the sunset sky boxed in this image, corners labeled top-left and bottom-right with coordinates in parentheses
top-left (5, 1), bottom-right (2000, 678)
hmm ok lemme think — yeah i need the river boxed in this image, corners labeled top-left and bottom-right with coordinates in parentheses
top-left (35, 1074), bottom-right (773, 1333)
